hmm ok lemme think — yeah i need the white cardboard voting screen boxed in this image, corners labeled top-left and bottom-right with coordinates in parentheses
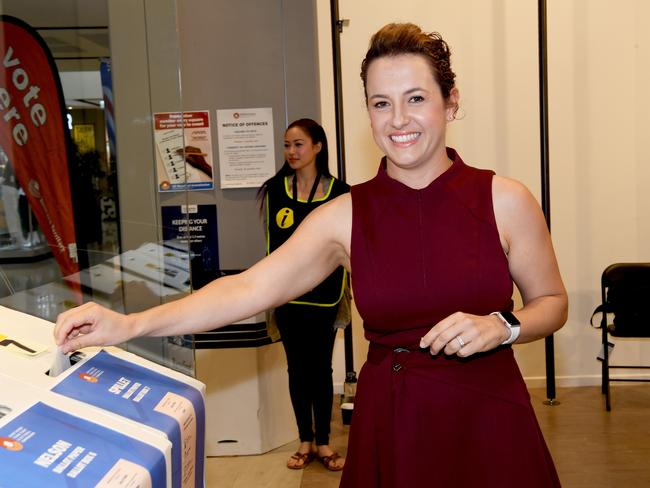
top-left (0, 305), bottom-right (206, 488)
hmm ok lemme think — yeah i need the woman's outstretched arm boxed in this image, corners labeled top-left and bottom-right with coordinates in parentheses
top-left (54, 194), bottom-right (352, 353)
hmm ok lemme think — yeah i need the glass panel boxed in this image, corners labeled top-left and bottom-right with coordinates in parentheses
top-left (0, 0), bottom-right (194, 375)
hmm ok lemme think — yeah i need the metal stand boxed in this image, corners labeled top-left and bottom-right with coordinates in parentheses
top-left (538, 0), bottom-right (560, 407)
top-left (330, 0), bottom-right (357, 394)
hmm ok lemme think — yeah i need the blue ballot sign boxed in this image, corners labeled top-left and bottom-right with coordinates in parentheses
top-left (51, 350), bottom-right (205, 488)
top-left (0, 402), bottom-right (166, 487)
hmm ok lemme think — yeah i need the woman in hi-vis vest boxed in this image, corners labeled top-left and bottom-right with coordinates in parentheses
top-left (258, 118), bottom-right (349, 471)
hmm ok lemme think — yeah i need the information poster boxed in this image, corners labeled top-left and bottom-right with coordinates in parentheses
top-left (161, 204), bottom-right (219, 290)
top-left (216, 107), bottom-right (275, 188)
top-left (153, 111), bottom-right (214, 192)
top-left (0, 402), bottom-right (166, 487)
top-left (51, 350), bottom-right (205, 488)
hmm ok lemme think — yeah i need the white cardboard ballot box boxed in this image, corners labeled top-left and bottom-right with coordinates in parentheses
top-left (195, 342), bottom-right (298, 456)
top-left (0, 374), bottom-right (173, 487)
top-left (0, 305), bottom-right (206, 488)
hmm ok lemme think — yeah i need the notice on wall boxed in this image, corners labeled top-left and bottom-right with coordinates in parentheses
top-left (216, 107), bottom-right (275, 188)
top-left (153, 111), bottom-right (214, 192)
top-left (161, 204), bottom-right (219, 290)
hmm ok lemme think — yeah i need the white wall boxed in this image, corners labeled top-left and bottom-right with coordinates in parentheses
top-left (318, 0), bottom-right (650, 389)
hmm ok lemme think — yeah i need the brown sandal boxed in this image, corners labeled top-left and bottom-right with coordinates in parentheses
top-left (287, 451), bottom-right (314, 470)
top-left (317, 452), bottom-right (344, 471)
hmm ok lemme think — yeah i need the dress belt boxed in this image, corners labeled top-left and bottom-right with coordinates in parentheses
top-left (367, 341), bottom-right (484, 367)
top-left (367, 342), bottom-right (426, 363)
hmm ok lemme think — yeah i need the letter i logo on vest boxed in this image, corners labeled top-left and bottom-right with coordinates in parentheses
top-left (276, 207), bottom-right (294, 229)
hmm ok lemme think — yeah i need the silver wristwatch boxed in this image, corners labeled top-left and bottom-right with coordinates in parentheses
top-left (491, 311), bottom-right (521, 345)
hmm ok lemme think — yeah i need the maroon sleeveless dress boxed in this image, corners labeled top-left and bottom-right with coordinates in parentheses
top-left (340, 148), bottom-right (561, 487)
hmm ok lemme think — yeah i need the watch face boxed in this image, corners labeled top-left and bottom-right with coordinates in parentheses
top-left (500, 311), bottom-right (521, 326)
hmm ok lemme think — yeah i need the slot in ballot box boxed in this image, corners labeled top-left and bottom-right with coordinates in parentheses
top-left (0, 305), bottom-right (206, 488)
top-left (0, 374), bottom-right (172, 487)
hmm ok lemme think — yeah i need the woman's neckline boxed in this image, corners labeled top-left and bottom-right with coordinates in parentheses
top-left (378, 147), bottom-right (462, 192)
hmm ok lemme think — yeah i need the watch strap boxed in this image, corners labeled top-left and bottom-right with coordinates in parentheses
top-left (491, 311), bottom-right (521, 345)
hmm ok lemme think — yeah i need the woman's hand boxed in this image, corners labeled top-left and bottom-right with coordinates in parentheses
top-left (54, 302), bottom-right (138, 354)
top-left (419, 311), bottom-right (510, 357)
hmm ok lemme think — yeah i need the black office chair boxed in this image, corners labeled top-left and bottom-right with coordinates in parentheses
top-left (590, 263), bottom-right (650, 411)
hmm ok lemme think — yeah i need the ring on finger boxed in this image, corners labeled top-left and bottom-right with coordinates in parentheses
top-left (456, 335), bottom-right (466, 348)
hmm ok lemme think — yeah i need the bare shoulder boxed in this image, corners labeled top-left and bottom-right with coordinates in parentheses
top-left (491, 175), bottom-right (547, 253)
top-left (492, 174), bottom-right (536, 207)
top-left (492, 175), bottom-right (542, 219)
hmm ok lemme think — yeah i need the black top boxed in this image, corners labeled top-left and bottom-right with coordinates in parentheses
top-left (266, 175), bottom-right (349, 306)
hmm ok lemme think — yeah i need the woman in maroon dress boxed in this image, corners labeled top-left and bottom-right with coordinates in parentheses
top-left (55, 23), bottom-right (567, 487)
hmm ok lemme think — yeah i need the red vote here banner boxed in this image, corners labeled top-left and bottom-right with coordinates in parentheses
top-left (0, 15), bottom-right (79, 278)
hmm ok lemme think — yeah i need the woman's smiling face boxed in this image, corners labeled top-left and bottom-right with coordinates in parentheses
top-left (365, 53), bottom-right (457, 178)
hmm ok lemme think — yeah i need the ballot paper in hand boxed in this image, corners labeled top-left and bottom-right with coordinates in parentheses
top-left (48, 347), bottom-right (71, 377)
